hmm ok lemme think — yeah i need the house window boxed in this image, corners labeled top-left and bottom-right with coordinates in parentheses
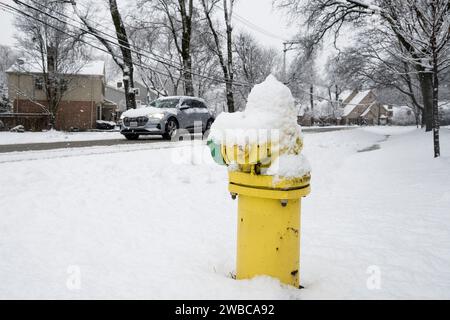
top-left (117, 81), bottom-right (123, 88)
top-left (134, 88), bottom-right (140, 97)
top-left (34, 77), bottom-right (43, 90)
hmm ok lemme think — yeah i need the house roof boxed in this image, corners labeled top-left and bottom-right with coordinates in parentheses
top-left (7, 60), bottom-right (105, 76)
top-left (339, 90), bottom-right (354, 102)
top-left (361, 103), bottom-right (376, 117)
top-left (342, 90), bottom-right (372, 117)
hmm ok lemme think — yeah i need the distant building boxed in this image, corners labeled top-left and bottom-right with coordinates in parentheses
top-left (340, 89), bottom-right (391, 125)
top-left (105, 78), bottom-right (158, 119)
top-left (6, 60), bottom-right (114, 131)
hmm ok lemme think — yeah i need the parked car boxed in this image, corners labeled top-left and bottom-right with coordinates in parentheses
top-left (120, 96), bottom-right (215, 140)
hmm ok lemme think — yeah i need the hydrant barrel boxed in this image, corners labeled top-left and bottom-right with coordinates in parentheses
top-left (229, 171), bottom-right (310, 287)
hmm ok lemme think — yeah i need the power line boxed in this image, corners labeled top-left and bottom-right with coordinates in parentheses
top-left (16, 0), bottom-right (182, 70)
top-left (19, 0), bottom-right (232, 86)
top-left (9, 0), bottom-right (252, 88)
top-left (216, 4), bottom-right (287, 41)
top-left (0, 1), bottom-right (377, 107)
top-left (0, 2), bottom-right (186, 86)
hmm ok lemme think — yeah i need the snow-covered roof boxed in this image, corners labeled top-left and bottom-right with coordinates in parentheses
top-left (342, 90), bottom-right (372, 117)
top-left (340, 90), bottom-right (354, 102)
top-left (361, 106), bottom-right (372, 117)
top-left (7, 60), bottom-right (105, 76)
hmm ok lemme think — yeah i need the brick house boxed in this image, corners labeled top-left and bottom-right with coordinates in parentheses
top-left (6, 60), bottom-right (116, 131)
top-left (340, 89), bottom-right (390, 125)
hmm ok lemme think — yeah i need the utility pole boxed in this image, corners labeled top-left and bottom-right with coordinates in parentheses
top-left (282, 40), bottom-right (302, 83)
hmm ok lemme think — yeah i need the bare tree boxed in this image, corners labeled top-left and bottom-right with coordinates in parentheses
top-left (275, 0), bottom-right (450, 157)
top-left (147, 0), bottom-right (196, 96)
top-left (325, 36), bottom-right (426, 123)
top-left (284, 36), bottom-right (318, 117)
top-left (200, 0), bottom-right (236, 112)
top-left (0, 45), bottom-right (17, 99)
top-left (233, 31), bottom-right (279, 105)
top-left (13, 0), bottom-right (87, 127)
top-left (70, 0), bottom-right (137, 109)
top-left (130, 0), bottom-right (220, 97)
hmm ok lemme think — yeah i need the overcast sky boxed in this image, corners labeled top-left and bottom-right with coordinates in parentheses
top-left (0, 0), bottom-right (297, 50)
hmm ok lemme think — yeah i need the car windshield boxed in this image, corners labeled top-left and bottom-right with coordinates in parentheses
top-left (149, 98), bottom-right (180, 109)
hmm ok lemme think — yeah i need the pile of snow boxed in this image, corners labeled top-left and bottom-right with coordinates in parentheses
top-left (0, 130), bottom-right (122, 145)
top-left (210, 75), bottom-right (310, 178)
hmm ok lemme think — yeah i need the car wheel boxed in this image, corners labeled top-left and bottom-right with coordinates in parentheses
top-left (163, 118), bottom-right (178, 140)
top-left (124, 133), bottom-right (139, 140)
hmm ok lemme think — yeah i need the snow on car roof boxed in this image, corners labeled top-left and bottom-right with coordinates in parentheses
top-left (157, 96), bottom-right (206, 103)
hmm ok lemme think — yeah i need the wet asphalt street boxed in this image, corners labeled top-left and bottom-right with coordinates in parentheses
top-left (0, 127), bottom-right (354, 154)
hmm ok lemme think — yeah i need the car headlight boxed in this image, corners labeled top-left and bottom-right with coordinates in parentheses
top-left (148, 113), bottom-right (165, 119)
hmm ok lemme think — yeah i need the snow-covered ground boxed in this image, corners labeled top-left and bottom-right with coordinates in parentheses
top-left (0, 130), bottom-right (123, 145)
top-left (0, 126), bottom-right (449, 299)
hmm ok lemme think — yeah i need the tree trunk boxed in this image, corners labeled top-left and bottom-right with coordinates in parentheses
top-left (201, 0), bottom-right (235, 112)
top-left (179, 0), bottom-right (194, 96)
top-left (224, 0), bottom-right (235, 113)
top-left (432, 44), bottom-right (440, 158)
top-left (310, 84), bottom-right (314, 124)
top-left (418, 72), bottom-right (434, 132)
top-left (181, 49), bottom-right (194, 96)
top-left (109, 0), bottom-right (136, 109)
top-left (46, 45), bottom-right (58, 128)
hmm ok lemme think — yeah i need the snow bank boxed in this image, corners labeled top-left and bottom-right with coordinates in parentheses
top-left (0, 130), bottom-right (122, 145)
top-left (362, 126), bottom-right (417, 136)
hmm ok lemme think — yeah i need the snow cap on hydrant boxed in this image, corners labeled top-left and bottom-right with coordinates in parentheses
top-left (208, 74), bottom-right (311, 178)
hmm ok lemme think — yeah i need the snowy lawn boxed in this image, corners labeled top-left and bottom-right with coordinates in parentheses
top-left (0, 127), bottom-right (449, 299)
top-left (0, 130), bottom-right (124, 145)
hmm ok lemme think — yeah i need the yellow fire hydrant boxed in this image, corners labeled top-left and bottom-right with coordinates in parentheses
top-left (207, 75), bottom-right (311, 288)
top-left (208, 141), bottom-right (310, 288)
